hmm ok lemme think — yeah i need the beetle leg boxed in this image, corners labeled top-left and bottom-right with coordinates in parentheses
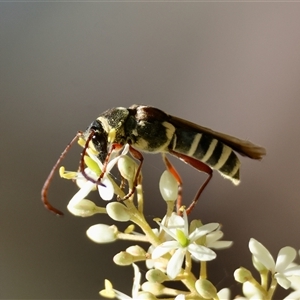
top-left (120, 145), bottom-right (144, 200)
top-left (80, 131), bottom-right (122, 185)
top-left (161, 154), bottom-right (183, 214)
top-left (169, 149), bottom-right (213, 215)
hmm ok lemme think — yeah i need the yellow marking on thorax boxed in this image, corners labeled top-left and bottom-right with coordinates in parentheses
top-left (108, 128), bottom-right (116, 143)
top-left (98, 116), bottom-right (111, 133)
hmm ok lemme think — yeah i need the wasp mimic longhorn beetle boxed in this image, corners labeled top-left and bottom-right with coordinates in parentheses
top-left (42, 104), bottom-right (266, 216)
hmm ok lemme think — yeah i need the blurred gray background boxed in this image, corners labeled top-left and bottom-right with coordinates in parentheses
top-left (1, 2), bottom-right (300, 299)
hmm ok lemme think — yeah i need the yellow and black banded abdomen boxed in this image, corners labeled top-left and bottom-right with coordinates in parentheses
top-left (170, 128), bottom-right (240, 185)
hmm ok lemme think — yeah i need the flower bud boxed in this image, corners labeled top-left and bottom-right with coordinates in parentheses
top-left (145, 269), bottom-right (168, 283)
top-left (195, 279), bottom-right (217, 299)
top-left (234, 267), bottom-right (253, 283)
top-left (86, 224), bottom-right (117, 243)
top-left (67, 199), bottom-right (100, 217)
top-left (141, 282), bottom-right (165, 296)
top-left (113, 251), bottom-right (134, 265)
top-left (126, 245), bottom-right (147, 257)
top-left (99, 279), bottom-right (115, 298)
top-left (159, 170), bottom-right (178, 201)
top-left (106, 202), bottom-right (131, 222)
top-left (118, 155), bottom-right (138, 184)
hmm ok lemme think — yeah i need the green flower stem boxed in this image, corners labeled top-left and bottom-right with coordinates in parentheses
top-left (181, 271), bottom-right (198, 295)
top-left (247, 277), bottom-right (267, 297)
top-left (200, 261), bottom-right (207, 279)
top-left (158, 201), bottom-right (175, 242)
top-left (266, 277), bottom-right (277, 299)
top-left (185, 251), bottom-right (192, 273)
top-left (136, 183), bottom-right (144, 213)
top-left (94, 206), bottom-right (108, 214)
top-left (109, 174), bottom-right (126, 198)
top-left (116, 232), bottom-right (149, 243)
top-left (124, 199), bottom-right (161, 247)
top-left (260, 269), bottom-right (269, 290)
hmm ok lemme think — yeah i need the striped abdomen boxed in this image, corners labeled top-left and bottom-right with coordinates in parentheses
top-left (170, 128), bottom-right (240, 185)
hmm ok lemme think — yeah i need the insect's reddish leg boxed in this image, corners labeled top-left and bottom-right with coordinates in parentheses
top-left (162, 154), bottom-right (183, 215)
top-left (118, 145), bottom-right (144, 200)
top-left (98, 143), bottom-right (124, 181)
top-left (41, 131), bottom-right (82, 216)
top-left (169, 149), bottom-right (213, 215)
top-left (80, 131), bottom-right (122, 185)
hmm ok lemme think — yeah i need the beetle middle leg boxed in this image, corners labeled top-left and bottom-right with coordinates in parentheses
top-left (161, 154), bottom-right (183, 215)
top-left (117, 145), bottom-right (144, 200)
top-left (169, 149), bottom-right (213, 215)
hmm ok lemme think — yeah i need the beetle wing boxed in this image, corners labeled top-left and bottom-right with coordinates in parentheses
top-left (169, 115), bottom-right (266, 160)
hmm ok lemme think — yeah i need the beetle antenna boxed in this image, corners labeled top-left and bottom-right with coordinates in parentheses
top-left (41, 132), bottom-right (82, 216)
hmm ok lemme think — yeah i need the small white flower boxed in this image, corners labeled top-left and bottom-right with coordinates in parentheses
top-left (249, 238), bottom-right (300, 289)
top-left (66, 146), bottom-right (131, 214)
top-left (161, 212), bottom-right (185, 238)
top-left (151, 211), bottom-right (218, 279)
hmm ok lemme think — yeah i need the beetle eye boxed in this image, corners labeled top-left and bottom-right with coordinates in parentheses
top-left (91, 131), bottom-right (108, 163)
top-left (84, 120), bottom-right (109, 163)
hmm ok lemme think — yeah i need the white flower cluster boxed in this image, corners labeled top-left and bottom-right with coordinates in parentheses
top-left (60, 146), bottom-right (300, 300)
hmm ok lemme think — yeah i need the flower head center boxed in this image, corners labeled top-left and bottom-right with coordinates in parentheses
top-left (176, 229), bottom-right (189, 247)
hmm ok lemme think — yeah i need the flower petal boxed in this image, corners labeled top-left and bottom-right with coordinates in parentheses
top-left (98, 176), bottom-right (114, 200)
top-left (151, 241), bottom-right (180, 259)
top-left (68, 180), bottom-right (95, 206)
top-left (206, 230), bottom-right (223, 244)
top-left (275, 246), bottom-right (297, 273)
top-left (167, 248), bottom-right (185, 279)
top-left (249, 238), bottom-right (275, 272)
top-left (182, 210), bottom-right (189, 236)
top-left (188, 244), bottom-right (216, 261)
top-left (132, 263), bottom-right (141, 298)
top-left (284, 265), bottom-right (300, 277)
top-left (275, 273), bottom-right (292, 289)
top-left (189, 223), bottom-right (219, 242)
top-left (156, 222), bottom-right (178, 241)
top-left (208, 240), bottom-right (233, 249)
